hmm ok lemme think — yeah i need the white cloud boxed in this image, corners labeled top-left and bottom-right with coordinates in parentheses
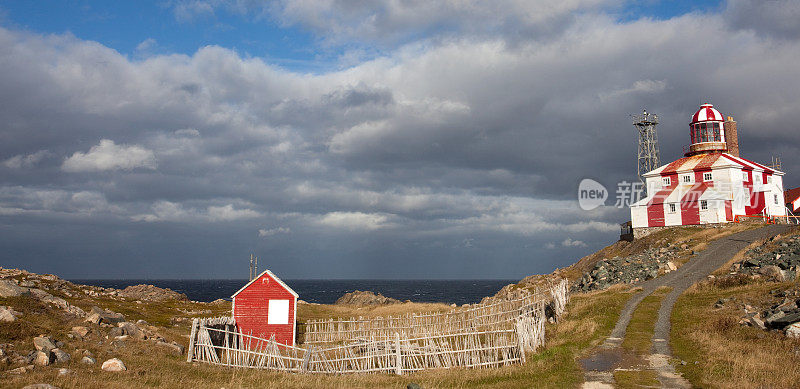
top-left (258, 227), bottom-right (291, 237)
top-left (2, 150), bottom-right (49, 169)
top-left (175, 128), bottom-right (200, 137)
top-left (62, 139), bottom-right (157, 172)
top-left (316, 211), bottom-right (396, 231)
top-left (133, 201), bottom-right (261, 222)
top-left (561, 237), bottom-right (587, 247)
top-left (207, 204), bottom-right (261, 221)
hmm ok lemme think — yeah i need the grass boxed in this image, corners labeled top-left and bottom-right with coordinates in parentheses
top-left (671, 280), bottom-right (800, 388)
top-left (621, 286), bottom-right (671, 354)
top-left (1, 284), bottom-right (632, 388)
top-left (612, 286), bottom-right (670, 388)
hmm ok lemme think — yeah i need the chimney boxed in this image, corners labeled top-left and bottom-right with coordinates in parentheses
top-left (725, 116), bottom-right (739, 157)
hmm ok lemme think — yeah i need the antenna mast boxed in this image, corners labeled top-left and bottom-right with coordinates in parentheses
top-left (632, 110), bottom-right (661, 193)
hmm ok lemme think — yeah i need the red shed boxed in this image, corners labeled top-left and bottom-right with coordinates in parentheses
top-left (231, 269), bottom-right (298, 346)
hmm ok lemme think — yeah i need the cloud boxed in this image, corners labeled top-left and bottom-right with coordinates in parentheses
top-left (561, 237), bottom-right (587, 247)
top-left (2, 150), bottom-right (49, 169)
top-left (258, 227), bottom-right (291, 237)
top-left (2, 0), bottom-right (800, 278)
top-left (316, 211), bottom-right (396, 231)
top-left (132, 201), bottom-right (261, 222)
top-left (62, 140), bottom-right (157, 172)
top-left (725, 0), bottom-right (800, 39)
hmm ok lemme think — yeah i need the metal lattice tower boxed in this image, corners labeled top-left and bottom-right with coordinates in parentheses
top-left (632, 110), bottom-right (660, 191)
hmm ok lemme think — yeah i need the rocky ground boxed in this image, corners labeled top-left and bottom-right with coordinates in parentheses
top-left (732, 234), bottom-right (800, 282)
top-left (574, 242), bottom-right (691, 292)
top-left (334, 290), bottom-right (401, 306)
top-left (0, 267), bottom-right (204, 384)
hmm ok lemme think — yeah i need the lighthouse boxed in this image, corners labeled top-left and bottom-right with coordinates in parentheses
top-left (629, 103), bottom-right (786, 231)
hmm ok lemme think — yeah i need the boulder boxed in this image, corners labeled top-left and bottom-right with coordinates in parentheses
top-left (101, 358), bottom-right (126, 371)
top-left (33, 351), bottom-right (51, 366)
top-left (89, 306), bottom-right (125, 324)
top-left (81, 356), bottom-right (96, 364)
top-left (0, 306), bottom-right (17, 322)
top-left (85, 313), bottom-right (102, 324)
top-left (758, 265), bottom-right (785, 282)
top-left (785, 322), bottom-right (800, 338)
top-left (0, 280), bottom-right (29, 297)
top-left (22, 385), bottom-right (60, 389)
top-left (51, 348), bottom-right (70, 363)
top-left (71, 326), bottom-right (90, 338)
top-left (33, 336), bottom-right (57, 354)
top-left (108, 327), bottom-right (125, 337)
top-left (335, 290), bottom-right (401, 306)
top-left (118, 321), bottom-right (145, 340)
top-left (119, 284), bottom-right (188, 302)
top-left (155, 341), bottom-right (184, 355)
top-left (768, 312), bottom-right (800, 328)
top-left (57, 368), bottom-right (72, 376)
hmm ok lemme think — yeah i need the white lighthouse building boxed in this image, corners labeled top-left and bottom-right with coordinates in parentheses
top-left (630, 103), bottom-right (786, 228)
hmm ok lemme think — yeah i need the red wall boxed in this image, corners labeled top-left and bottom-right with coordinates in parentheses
top-left (233, 273), bottom-right (296, 346)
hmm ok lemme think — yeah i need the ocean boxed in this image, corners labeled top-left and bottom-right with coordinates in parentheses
top-left (71, 279), bottom-right (517, 305)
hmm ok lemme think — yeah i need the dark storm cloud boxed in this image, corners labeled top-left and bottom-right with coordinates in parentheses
top-left (2, 1), bottom-right (800, 279)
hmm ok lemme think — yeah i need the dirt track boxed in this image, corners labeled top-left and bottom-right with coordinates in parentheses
top-left (580, 225), bottom-right (790, 388)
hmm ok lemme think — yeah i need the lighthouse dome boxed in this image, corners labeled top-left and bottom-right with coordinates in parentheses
top-left (687, 103), bottom-right (728, 156)
top-left (691, 103), bottom-right (724, 123)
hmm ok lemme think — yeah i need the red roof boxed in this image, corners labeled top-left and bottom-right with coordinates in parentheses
top-left (786, 188), bottom-right (800, 204)
top-left (691, 103), bottom-right (724, 123)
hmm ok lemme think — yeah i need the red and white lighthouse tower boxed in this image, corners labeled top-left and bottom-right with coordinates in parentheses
top-left (630, 103), bottom-right (786, 230)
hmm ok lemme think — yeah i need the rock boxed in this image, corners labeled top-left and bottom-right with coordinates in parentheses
top-left (768, 312), bottom-right (800, 328)
top-left (33, 336), bottom-right (57, 354)
top-left (51, 348), bottom-right (70, 363)
top-left (81, 356), bottom-right (96, 364)
top-left (33, 351), bottom-right (51, 366)
top-left (85, 313), bottom-right (102, 324)
top-left (785, 322), bottom-right (800, 338)
top-left (118, 321), bottom-right (145, 340)
top-left (0, 306), bottom-right (17, 322)
top-left (71, 326), bottom-right (90, 338)
top-left (407, 384), bottom-right (423, 389)
top-left (155, 341), bottom-right (184, 355)
top-left (0, 279), bottom-right (30, 297)
top-left (101, 358), bottom-right (126, 371)
top-left (8, 364), bottom-right (34, 374)
top-left (119, 284), bottom-right (188, 302)
top-left (22, 385), bottom-right (60, 389)
top-left (90, 306), bottom-right (125, 324)
top-left (335, 290), bottom-right (401, 306)
top-left (667, 261), bottom-right (677, 271)
top-left (109, 327), bottom-right (125, 337)
top-left (758, 265), bottom-right (785, 282)
top-left (57, 368), bottom-right (72, 376)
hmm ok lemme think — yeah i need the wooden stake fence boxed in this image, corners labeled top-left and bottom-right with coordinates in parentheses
top-left (187, 279), bottom-right (569, 375)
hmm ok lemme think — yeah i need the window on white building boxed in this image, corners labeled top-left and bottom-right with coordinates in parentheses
top-left (663, 177), bottom-right (671, 186)
top-left (703, 172), bottom-right (712, 181)
top-left (700, 200), bottom-right (708, 210)
top-left (682, 175), bottom-right (692, 183)
top-left (743, 171), bottom-right (748, 181)
top-left (669, 203), bottom-right (676, 213)
top-left (745, 191), bottom-right (750, 204)
top-left (767, 176), bottom-right (773, 184)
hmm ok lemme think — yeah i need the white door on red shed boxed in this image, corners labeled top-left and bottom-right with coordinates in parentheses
top-left (267, 299), bottom-right (290, 324)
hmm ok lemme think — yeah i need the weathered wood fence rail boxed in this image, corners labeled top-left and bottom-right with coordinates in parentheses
top-left (187, 279), bottom-right (568, 375)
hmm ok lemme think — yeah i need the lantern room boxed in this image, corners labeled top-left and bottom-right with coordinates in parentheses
top-left (687, 103), bottom-right (728, 156)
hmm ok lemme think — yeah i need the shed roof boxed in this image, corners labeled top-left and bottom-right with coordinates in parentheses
top-left (231, 269), bottom-right (299, 299)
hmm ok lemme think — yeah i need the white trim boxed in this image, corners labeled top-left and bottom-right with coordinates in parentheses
top-left (231, 269), bottom-right (299, 299)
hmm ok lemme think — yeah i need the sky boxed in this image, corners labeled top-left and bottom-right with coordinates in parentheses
top-left (1, 0), bottom-right (799, 280)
